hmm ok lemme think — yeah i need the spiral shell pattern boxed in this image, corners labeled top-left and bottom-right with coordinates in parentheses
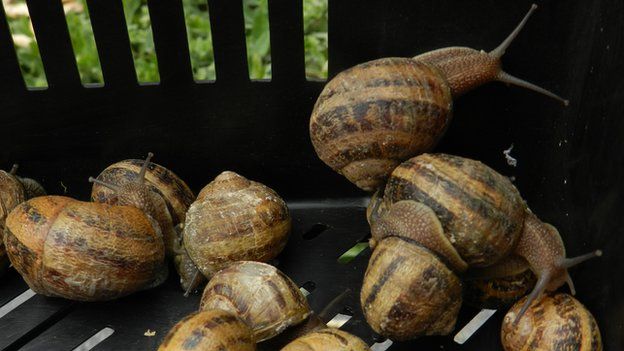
top-left (310, 57), bottom-right (453, 192)
top-left (281, 328), bottom-right (370, 351)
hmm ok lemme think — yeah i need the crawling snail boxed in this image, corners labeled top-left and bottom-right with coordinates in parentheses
top-left (180, 171), bottom-right (291, 292)
top-left (501, 293), bottom-right (602, 350)
top-left (1, 164), bottom-right (46, 276)
top-left (90, 153), bottom-right (195, 257)
top-left (158, 309), bottom-right (256, 351)
top-left (4, 155), bottom-right (168, 301)
top-left (310, 4), bottom-right (568, 192)
top-left (361, 153), bottom-right (600, 340)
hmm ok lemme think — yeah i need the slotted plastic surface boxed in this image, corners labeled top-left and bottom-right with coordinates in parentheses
top-left (1, 0), bottom-right (622, 350)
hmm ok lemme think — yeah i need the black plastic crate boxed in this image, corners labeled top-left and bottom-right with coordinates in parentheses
top-left (1, 0), bottom-right (622, 350)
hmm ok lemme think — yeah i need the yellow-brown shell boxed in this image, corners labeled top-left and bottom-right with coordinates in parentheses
top-left (158, 309), bottom-right (255, 351)
top-left (502, 293), bottom-right (602, 351)
top-left (464, 269), bottom-right (536, 309)
top-left (1, 170), bottom-right (27, 276)
top-left (184, 171), bottom-right (291, 278)
top-left (91, 158), bottom-right (195, 225)
top-left (383, 153), bottom-right (526, 267)
top-left (200, 261), bottom-right (310, 342)
top-left (4, 196), bottom-right (165, 301)
top-left (360, 237), bottom-right (462, 340)
top-left (309, 57), bottom-right (453, 192)
top-left (281, 328), bottom-right (370, 351)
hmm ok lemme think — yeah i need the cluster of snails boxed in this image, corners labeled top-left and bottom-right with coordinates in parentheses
top-left (309, 4), bottom-right (603, 350)
top-left (2, 153), bottom-right (292, 301)
top-left (159, 261), bottom-right (370, 351)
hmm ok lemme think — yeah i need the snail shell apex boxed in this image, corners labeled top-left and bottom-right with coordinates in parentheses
top-left (502, 293), bottom-right (602, 351)
top-left (184, 172), bottom-right (291, 278)
top-left (310, 58), bottom-right (453, 192)
top-left (200, 261), bottom-right (310, 342)
top-left (4, 196), bottom-right (165, 301)
top-left (384, 153), bottom-right (526, 267)
top-left (361, 237), bottom-right (462, 340)
top-left (281, 328), bottom-right (370, 351)
top-left (158, 309), bottom-right (255, 351)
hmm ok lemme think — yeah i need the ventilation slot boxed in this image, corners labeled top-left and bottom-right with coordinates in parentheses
top-left (121, 0), bottom-right (159, 83)
top-left (2, 0), bottom-right (48, 88)
top-left (181, 0), bottom-right (215, 81)
top-left (72, 327), bottom-right (115, 351)
top-left (0, 289), bottom-right (36, 319)
top-left (242, 0), bottom-right (271, 80)
top-left (303, 223), bottom-right (329, 240)
top-left (303, 0), bottom-right (327, 80)
top-left (299, 281), bottom-right (316, 297)
top-left (64, 0), bottom-right (103, 85)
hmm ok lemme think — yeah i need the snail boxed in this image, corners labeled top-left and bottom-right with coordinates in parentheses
top-left (158, 309), bottom-right (256, 351)
top-left (309, 4), bottom-right (568, 192)
top-left (4, 195), bottom-right (166, 301)
top-left (199, 261), bottom-right (310, 342)
top-left (1, 164), bottom-right (46, 276)
top-left (181, 171), bottom-right (291, 292)
top-left (281, 329), bottom-right (370, 351)
top-left (501, 293), bottom-right (602, 350)
top-left (90, 152), bottom-right (195, 257)
top-left (361, 153), bottom-right (600, 340)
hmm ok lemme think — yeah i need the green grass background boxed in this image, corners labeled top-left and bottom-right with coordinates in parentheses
top-left (3, 0), bottom-right (328, 86)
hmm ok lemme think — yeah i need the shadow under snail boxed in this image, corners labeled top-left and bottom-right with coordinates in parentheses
top-left (4, 154), bottom-right (171, 301)
top-left (501, 293), bottom-right (602, 350)
top-left (309, 4), bottom-right (568, 192)
top-left (1, 164), bottom-right (46, 277)
top-left (361, 153), bottom-right (601, 341)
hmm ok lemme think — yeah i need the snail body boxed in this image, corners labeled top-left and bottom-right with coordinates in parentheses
top-left (200, 261), bottom-right (310, 342)
top-left (158, 309), bottom-right (255, 351)
top-left (502, 293), bottom-right (602, 350)
top-left (183, 172), bottom-right (291, 281)
top-left (281, 328), bottom-right (370, 351)
top-left (362, 153), bottom-right (600, 340)
top-left (310, 5), bottom-right (567, 192)
top-left (4, 196), bottom-right (165, 301)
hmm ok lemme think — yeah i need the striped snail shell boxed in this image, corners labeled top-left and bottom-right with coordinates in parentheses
top-left (364, 153), bottom-right (601, 339)
top-left (90, 153), bottom-right (195, 258)
top-left (4, 196), bottom-right (165, 301)
top-left (158, 309), bottom-right (255, 351)
top-left (502, 293), bottom-right (602, 351)
top-left (281, 328), bottom-right (370, 351)
top-left (381, 153), bottom-right (526, 267)
top-left (309, 4), bottom-right (567, 192)
top-left (183, 171), bottom-right (291, 280)
top-left (200, 261), bottom-right (310, 342)
top-left (361, 236), bottom-right (462, 340)
top-left (1, 164), bottom-right (46, 277)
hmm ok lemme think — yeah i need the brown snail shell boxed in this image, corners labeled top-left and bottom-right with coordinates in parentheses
top-left (310, 5), bottom-right (567, 193)
top-left (200, 261), bottom-right (310, 342)
top-left (361, 237), bottom-right (462, 340)
top-left (158, 309), bottom-right (256, 351)
top-left (502, 293), bottom-right (602, 351)
top-left (4, 196), bottom-right (166, 301)
top-left (1, 167), bottom-right (28, 276)
top-left (310, 58), bottom-right (453, 192)
top-left (183, 171), bottom-right (291, 279)
top-left (281, 328), bottom-right (370, 351)
top-left (382, 153), bottom-right (526, 267)
top-left (91, 158), bottom-right (194, 225)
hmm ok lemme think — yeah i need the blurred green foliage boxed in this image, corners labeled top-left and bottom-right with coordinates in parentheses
top-left (3, 0), bottom-right (328, 86)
